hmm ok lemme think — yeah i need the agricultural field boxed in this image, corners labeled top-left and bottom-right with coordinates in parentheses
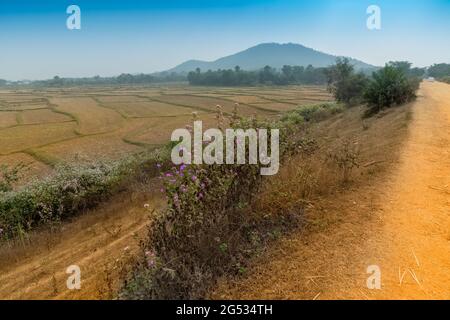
top-left (0, 85), bottom-right (333, 183)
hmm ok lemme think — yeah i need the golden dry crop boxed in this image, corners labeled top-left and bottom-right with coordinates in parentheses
top-left (0, 85), bottom-right (333, 183)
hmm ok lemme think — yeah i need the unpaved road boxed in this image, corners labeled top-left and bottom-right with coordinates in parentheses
top-left (213, 81), bottom-right (450, 300)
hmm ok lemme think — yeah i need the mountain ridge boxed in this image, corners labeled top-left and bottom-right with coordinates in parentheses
top-left (168, 43), bottom-right (376, 73)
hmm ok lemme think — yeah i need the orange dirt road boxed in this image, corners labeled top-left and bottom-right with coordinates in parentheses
top-left (213, 81), bottom-right (450, 300)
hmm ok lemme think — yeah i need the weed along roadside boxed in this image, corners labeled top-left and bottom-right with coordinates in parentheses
top-left (170, 118), bottom-right (280, 176)
top-left (119, 102), bottom-right (345, 299)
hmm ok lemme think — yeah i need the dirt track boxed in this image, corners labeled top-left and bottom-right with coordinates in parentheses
top-left (213, 81), bottom-right (450, 299)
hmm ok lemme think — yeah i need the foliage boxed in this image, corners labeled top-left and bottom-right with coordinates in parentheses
top-left (441, 76), bottom-right (450, 84)
top-left (363, 65), bottom-right (418, 116)
top-left (326, 140), bottom-right (360, 183)
top-left (0, 163), bottom-right (27, 193)
top-left (120, 103), bottom-right (343, 300)
top-left (325, 58), bottom-right (368, 105)
top-left (187, 64), bottom-right (328, 86)
top-left (428, 63), bottom-right (450, 79)
top-left (17, 72), bottom-right (186, 88)
top-left (282, 102), bottom-right (343, 124)
top-left (387, 61), bottom-right (425, 78)
top-left (0, 146), bottom-right (172, 240)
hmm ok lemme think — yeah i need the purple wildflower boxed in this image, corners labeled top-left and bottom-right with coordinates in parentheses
top-left (145, 250), bottom-right (156, 268)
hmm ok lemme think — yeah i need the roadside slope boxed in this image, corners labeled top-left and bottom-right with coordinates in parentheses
top-left (212, 81), bottom-right (450, 299)
top-left (0, 186), bottom-right (162, 299)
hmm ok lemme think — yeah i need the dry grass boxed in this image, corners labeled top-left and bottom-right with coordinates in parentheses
top-left (0, 153), bottom-right (52, 182)
top-left (220, 95), bottom-right (269, 104)
top-left (0, 183), bottom-right (163, 299)
top-left (0, 112), bottom-right (18, 128)
top-left (152, 94), bottom-right (264, 116)
top-left (51, 97), bottom-right (125, 135)
top-left (34, 132), bottom-right (143, 163)
top-left (101, 101), bottom-right (200, 118)
top-left (20, 109), bottom-right (73, 125)
top-left (0, 122), bottom-right (78, 155)
top-left (211, 103), bottom-right (413, 299)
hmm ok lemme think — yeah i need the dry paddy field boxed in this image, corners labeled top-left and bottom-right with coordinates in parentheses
top-left (0, 85), bottom-right (332, 183)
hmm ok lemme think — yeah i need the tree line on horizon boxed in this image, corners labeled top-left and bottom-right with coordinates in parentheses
top-left (187, 65), bottom-right (330, 86)
top-left (186, 62), bottom-right (450, 87)
top-left (0, 63), bottom-right (449, 88)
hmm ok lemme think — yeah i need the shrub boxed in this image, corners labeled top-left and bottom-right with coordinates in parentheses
top-left (440, 76), bottom-right (450, 84)
top-left (120, 104), bottom-right (343, 300)
top-left (363, 65), bottom-right (418, 116)
top-left (0, 146), bottom-right (172, 240)
top-left (0, 163), bottom-right (27, 193)
top-left (428, 63), bottom-right (450, 79)
top-left (120, 118), bottom-right (288, 299)
top-left (282, 103), bottom-right (343, 125)
top-left (326, 140), bottom-right (360, 183)
top-left (281, 112), bottom-right (304, 125)
top-left (325, 58), bottom-right (368, 105)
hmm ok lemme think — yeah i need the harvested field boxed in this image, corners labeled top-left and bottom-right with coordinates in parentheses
top-left (0, 153), bottom-right (52, 183)
top-left (101, 101), bottom-right (200, 118)
top-left (0, 112), bottom-right (18, 128)
top-left (152, 94), bottom-right (267, 116)
top-left (20, 109), bottom-right (73, 125)
top-left (0, 85), bottom-right (332, 183)
top-left (0, 122), bottom-right (78, 155)
top-left (34, 133), bottom-right (142, 164)
top-left (50, 97), bottom-right (125, 135)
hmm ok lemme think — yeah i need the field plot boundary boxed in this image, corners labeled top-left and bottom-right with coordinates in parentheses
top-left (0, 85), bottom-right (334, 183)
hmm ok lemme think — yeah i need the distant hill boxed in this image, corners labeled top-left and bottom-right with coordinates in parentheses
top-left (169, 43), bottom-right (375, 73)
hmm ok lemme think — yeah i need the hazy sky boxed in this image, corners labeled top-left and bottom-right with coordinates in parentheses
top-left (1, 0), bottom-right (449, 80)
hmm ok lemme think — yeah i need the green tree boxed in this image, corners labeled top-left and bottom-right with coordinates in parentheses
top-left (363, 65), bottom-right (418, 115)
top-left (428, 63), bottom-right (450, 79)
top-left (325, 58), bottom-right (368, 105)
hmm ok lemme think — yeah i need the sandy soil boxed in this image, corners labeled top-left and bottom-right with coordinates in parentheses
top-left (212, 81), bottom-right (450, 300)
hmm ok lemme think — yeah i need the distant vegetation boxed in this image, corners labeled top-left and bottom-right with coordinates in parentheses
top-left (1, 73), bottom-right (186, 87)
top-left (441, 76), bottom-right (450, 84)
top-left (428, 63), bottom-right (450, 79)
top-left (325, 58), bottom-right (421, 115)
top-left (33, 72), bottom-right (186, 87)
top-left (188, 65), bottom-right (328, 86)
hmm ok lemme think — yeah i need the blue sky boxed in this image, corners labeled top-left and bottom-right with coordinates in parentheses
top-left (1, 0), bottom-right (449, 80)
